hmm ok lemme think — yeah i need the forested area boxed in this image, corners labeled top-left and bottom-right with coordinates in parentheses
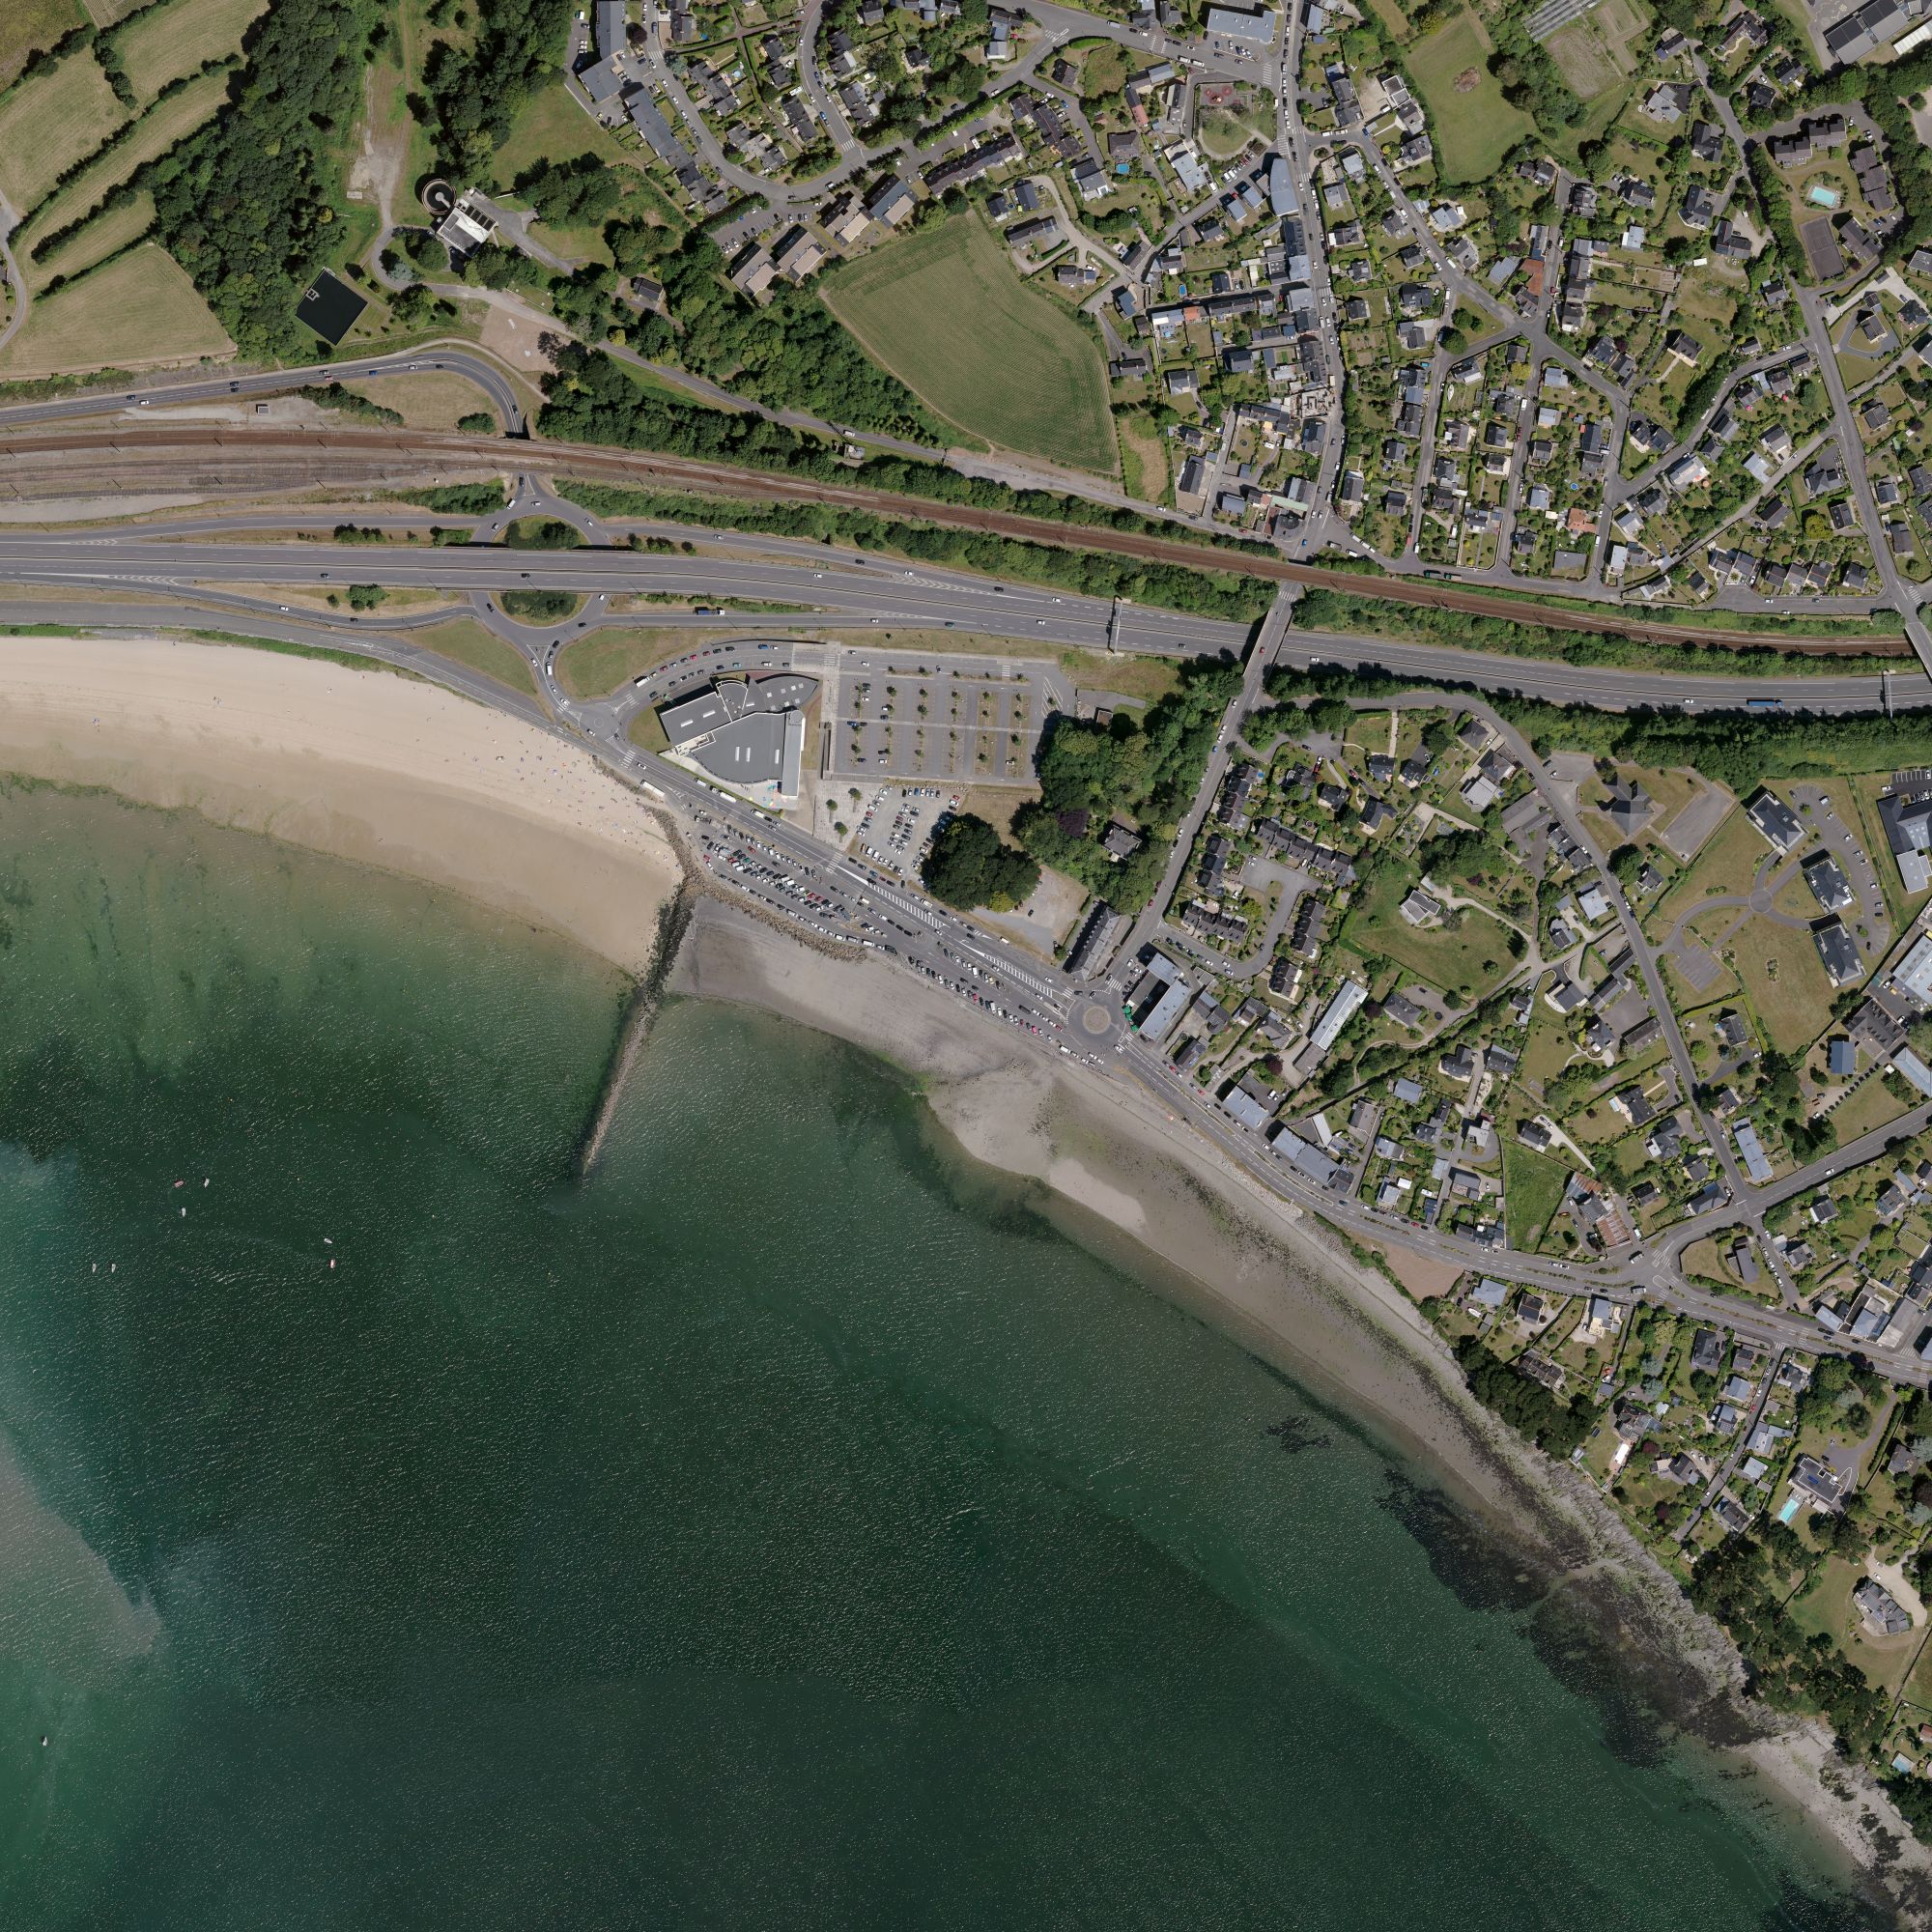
top-left (921, 814), bottom-right (1040, 912)
top-left (1686, 1520), bottom-right (1890, 1754)
top-left (543, 346), bottom-right (1261, 557)
top-left (1013, 660), bottom-right (1242, 909)
top-left (142, 0), bottom-right (376, 362)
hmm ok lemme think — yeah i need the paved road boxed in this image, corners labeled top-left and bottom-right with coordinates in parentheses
top-left (0, 346), bottom-right (530, 436)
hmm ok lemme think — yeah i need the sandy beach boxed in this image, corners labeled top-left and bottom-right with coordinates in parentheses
top-left (0, 635), bottom-right (681, 971)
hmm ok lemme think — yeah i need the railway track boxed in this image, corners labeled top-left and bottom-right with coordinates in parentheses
top-left (0, 420), bottom-right (1907, 658)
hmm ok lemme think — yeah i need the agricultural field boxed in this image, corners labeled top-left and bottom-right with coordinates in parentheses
top-left (1405, 10), bottom-right (1531, 185)
top-left (822, 213), bottom-right (1117, 475)
top-left (28, 186), bottom-right (153, 287)
top-left (118, 0), bottom-right (264, 102)
top-left (18, 71), bottom-right (229, 279)
top-left (0, 49), bottom-right (125, 210)
top-left (1543, 0), bottom-right (1649, 141)
top-left (0, 1), bottom-right (83, 89)
top-left (0, 242), bottom-right (229, 375)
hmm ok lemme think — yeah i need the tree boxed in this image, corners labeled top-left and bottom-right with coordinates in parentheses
top-left (922, 814), bottom-right (1040, 912)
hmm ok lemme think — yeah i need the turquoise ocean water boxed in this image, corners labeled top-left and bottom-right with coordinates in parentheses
top-left (0, 783), bottom-right (1892, 1928)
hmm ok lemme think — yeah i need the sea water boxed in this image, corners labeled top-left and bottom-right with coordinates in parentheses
top-left (0, 783), bottom-right (1889, 1928)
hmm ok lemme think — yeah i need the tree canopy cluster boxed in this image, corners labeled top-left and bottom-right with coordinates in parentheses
top-left (1453, 1335), bottom-right (1600, 1457)
top-left (1013, 659), bottom-right (1243, 910)
top-left (921, 813), bottom-right (1039, 912)
top-left (143, 0), bottom-right (376, 362)
top-left (421, 0), bottom-right (559, 182)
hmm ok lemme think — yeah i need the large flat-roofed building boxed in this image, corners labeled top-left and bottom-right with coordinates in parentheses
top-left (659, 671), bottom-right (816, 805)
top-left (1882, 788), bottom-right (1932, 895)
top-left (1206, 2), bottom-right (1277, 43)
top-left (1894, 931), bottom-right (1932, 1003)
top-left (1129, 954), bottom-right (1195, 1043)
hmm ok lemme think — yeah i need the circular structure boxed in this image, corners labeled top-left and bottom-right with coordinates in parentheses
top-left (1069, 993), bottom-right (1122, 1047)
top-left (421, 177), bottom-right (455, 217)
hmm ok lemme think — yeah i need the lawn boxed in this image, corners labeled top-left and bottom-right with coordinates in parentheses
top-left (1406, 10), bottom-right (1531, 185)
top-left (1504, 1141), bottom-right (1571, 1251)
top-left (118, 0), bottom-right (265, 102)
top-left (0, 0), bottom-right (83, 88)
top-left (0, 242), bottom-right (230, 375)
top-left (19, 71), bottom-right (228, 272)
top-left (822, 213), bottom-right (1117, 475)
top-left (344, 371), bottom-right (499, 429)
top-left (0, 51), bottom-right (127, 209)
top-left (410, 619), bottom-right (536, 696)
top-left (1726, 911), bottom-right (1837, 1058)
top-left (1644, 803), bottom-right (1762, 940)
top-left (1346, 857), bottom-right (1517, 1000)
top-left (1117, 409), bottom-right (1169, 505)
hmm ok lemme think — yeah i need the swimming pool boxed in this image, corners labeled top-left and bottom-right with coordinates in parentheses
top-left (1808, 184), bottom-right (1842, 209)
top-left (1778, 1492), bottom-right (1802, 1522)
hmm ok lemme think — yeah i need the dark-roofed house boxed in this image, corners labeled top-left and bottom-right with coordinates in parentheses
top-left (1745, 787), bottom-right (1804, 853)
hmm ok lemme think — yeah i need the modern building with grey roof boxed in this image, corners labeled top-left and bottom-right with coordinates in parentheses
top-left (659, 671), bottom-right (816, 804)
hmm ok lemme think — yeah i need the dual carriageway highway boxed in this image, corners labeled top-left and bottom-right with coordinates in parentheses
top-left (7, 359), bottom-right (1932, 1353)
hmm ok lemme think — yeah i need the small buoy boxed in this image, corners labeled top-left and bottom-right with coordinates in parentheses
top-left (203, 1179), bottom-right (209, 1188)
top-left (328, 1259), bottom-right (336, 1270)
top-left (41, 1736), bottom-right (47, 1747)
top-left (180, 1208), bottom-right (186, 1218)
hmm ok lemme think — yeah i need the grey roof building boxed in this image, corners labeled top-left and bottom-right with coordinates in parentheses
top-left (659, 672), bottom-right (816, 802)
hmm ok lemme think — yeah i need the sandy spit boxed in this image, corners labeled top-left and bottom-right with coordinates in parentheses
top-left (672, 895), bottom-right (1932, 1922)
top-left (0, 635), bottom-right (681, 971)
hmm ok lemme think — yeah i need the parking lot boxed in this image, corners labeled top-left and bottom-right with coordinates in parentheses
top-left (847, 783), bottom-right (959, 877)
top-left (825, 651), bottom-right (1056, 785)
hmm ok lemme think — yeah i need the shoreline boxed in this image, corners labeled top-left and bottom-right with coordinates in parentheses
top-left (0, 635), bottom-right (682, 972)
top-left (0, 633), bottom-right (1922, 1917)
top-left (669, 895), bottom-right (1932, 1923)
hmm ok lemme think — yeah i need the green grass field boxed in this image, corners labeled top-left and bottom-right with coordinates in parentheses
top-left (1347, 859), bottom-right (1516, 1001)
top-left (410, 619), bottom-right (537, 696)
top-left (0, 51), bottom-right (127, 209)
top-left (117, 0), bottom-right (264, 101)
top-left (1406, 10), bottom-right (1532, 185)
top-left (1503, 1141), bottom-right (1571, 1251)
top-left (822, 214), bottom-right (1117, 475)
top-left (0, 242), bottom-right (229, 374)
top-left (0, 0), bottom-right (83, 88)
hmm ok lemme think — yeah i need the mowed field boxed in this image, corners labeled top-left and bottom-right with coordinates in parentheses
top-left (119, 0), bottom-right (264, 101)
top-left (0, 242), bottom-right (229, 374)
top-left (29, 185), bottom-right (153, 284)
top-left (0, 50), bottom-right (125, 208)
top-left (823, 214), bottom-right (1117, 475)
top-left (1406, 9), bottom-right (1532, 185)
top-left (0, 0), bottom-right (82, 88)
